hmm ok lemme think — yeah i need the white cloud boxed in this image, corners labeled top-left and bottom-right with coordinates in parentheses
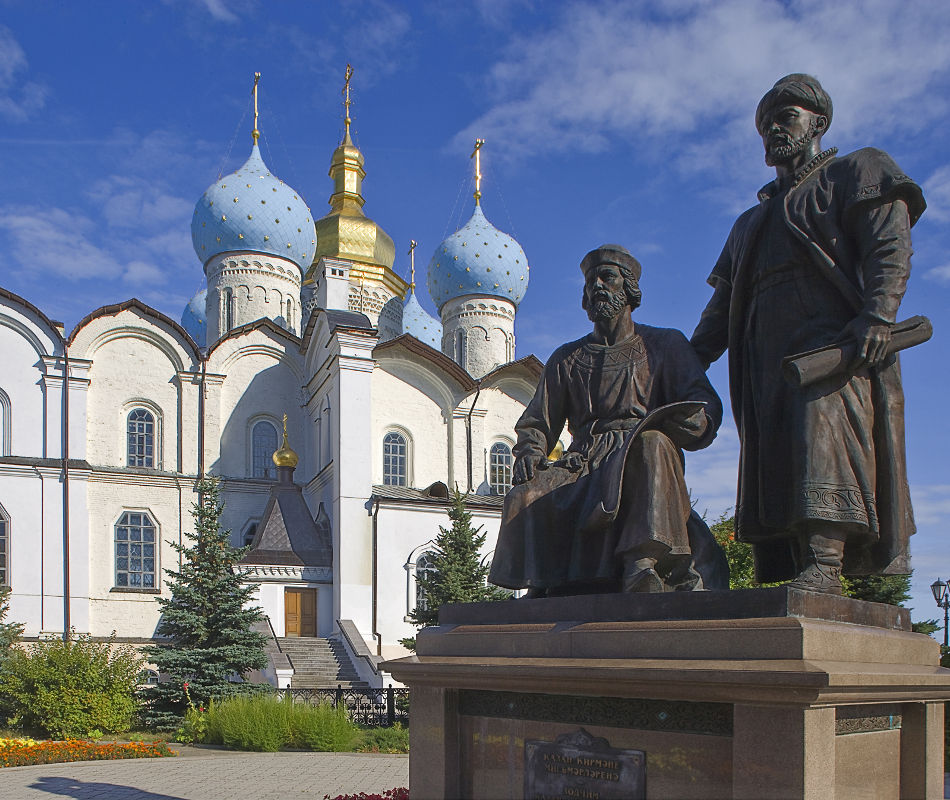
top-left (924, 264), bottom-right (950, 285)
top-left (0, 206), bottom-right (124, 280)
top-left (686, 422), bottom-right (739, 520)
top-left (922, 164), bottom-right (950, 222)
top-left (123, 260), bottom-right (165, 286)
top-left (910, 484), bottom-right (950, 528)
top-left (454, 0), bottom-right (950, 188)
top-left (0, 26), bottom-right (47, 121)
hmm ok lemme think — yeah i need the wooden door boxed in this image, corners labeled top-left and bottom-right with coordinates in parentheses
top-left (285, 588), bottom-right (317, 637)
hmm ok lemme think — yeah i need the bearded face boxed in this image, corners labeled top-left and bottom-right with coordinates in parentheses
top-left (762, 105), bottom-right (821, 167)
top-left (584, 264), bottom-right (632, 323)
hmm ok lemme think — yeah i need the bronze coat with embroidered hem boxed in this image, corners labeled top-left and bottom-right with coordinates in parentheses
top-left (690, 147), bottom-right (926, 582)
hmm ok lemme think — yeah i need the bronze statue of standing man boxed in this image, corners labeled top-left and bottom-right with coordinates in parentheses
top-left (690, 74), bottom-right (926, 594)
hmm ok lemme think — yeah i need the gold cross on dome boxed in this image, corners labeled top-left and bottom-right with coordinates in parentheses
top-left (409, 239), bottom-right (417, 289)
top-left (471, 138), bottom-right (485, 204)
top-left (252, 72), bottom-right (261, 144)
top-left (343, 64), bottom-right (354, 138)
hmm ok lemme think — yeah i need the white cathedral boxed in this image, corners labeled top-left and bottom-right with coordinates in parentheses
top-left (0, 82), bottom-right (543, 688)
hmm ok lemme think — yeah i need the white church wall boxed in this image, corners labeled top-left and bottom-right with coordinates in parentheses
top-left (70, 309), bottom-right (197, 472)
top-left (370, 367), bottom-right (451, 489)
top-left (208, 328), bottom-right (306, 480)
top-left (374, 502), bottom-right (502, 661)
top-left (0, 299), bottom-right (62, 458)
top-left (86, 473), bottom-right (193, 638)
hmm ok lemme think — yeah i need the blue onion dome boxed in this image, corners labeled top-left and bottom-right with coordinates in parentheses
top-left (403, 289), bottom-right (442, 349)
top-left (191, 144), bottom-right (316, 272)
top-left (426, 204), bottom-right (529, 311)
top-left (181, 288), bottom-right (207, 345)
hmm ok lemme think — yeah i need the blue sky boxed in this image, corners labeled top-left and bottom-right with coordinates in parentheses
top-left (1, 0), bottom-right (948, 625)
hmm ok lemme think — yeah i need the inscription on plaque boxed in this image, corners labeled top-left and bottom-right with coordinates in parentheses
top-left (524, 728), bottom-right (645, 800)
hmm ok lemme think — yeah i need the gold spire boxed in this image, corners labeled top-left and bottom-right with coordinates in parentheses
top-left (342, 63), bottom-right (354, 144)
top-left (252, 72), bottom-right (261, 144)
top-left (471, 138), bottom-right (485, 205)
top-left (408, 239), bottom-right (417, 291)
top-left (272, 413), bottom-right (299, 468)
top-left (309, 64), bottom-right (404, 300)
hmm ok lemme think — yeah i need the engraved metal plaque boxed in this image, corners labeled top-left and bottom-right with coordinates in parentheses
top-left (524, 728), bottom-right (645, 800)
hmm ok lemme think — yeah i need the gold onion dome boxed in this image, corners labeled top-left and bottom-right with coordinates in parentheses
top-left (272, 415), bottom-right (299, 468)
top-left (308, 66), bottom-right (405, 299)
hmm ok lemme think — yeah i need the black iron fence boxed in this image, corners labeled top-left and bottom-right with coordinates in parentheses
top-left (276, 685), bottom-right (409, 727)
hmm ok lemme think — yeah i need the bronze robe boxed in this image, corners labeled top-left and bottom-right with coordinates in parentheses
top-left (489, 324), bottom-right (722, 592)
top-left (690, 148), bottom-right (926, 581)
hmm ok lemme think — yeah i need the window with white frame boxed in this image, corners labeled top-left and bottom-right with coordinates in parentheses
top-left (383, 431), bottom-right (408, 486)
top-left (251, 420), bottom-right (278, 478)
top-left (489, 442), bottom-right (513, 495)
top-left (415, 551), bottom-right (437, 612)
top-left (0, 387), bottom-right (10, 456)
top-left (115, 511), bottom-right (157, 589)
top-left (454, 329), bottom-right (467, 367)
top-left (243, 523), bottom-right (258, 548)
top-left (127, 408), bottom-right (155, 468)
top-left (0, 506), bottom-right (8, 587)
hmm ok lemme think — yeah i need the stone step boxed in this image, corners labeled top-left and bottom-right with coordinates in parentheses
top-left (275, 636), bottom-right (367, 690)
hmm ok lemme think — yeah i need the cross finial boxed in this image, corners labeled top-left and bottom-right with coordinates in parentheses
top-left (252, 72), bottom-right (262, 144)
top-left (343, 63), bottom-right (354, 141)
top-left (408, 240), bottom-right (417, 290)
top-left (471, 138), bottom-right (485, 205)
top-left (282, 413), bottom-right (288, 436)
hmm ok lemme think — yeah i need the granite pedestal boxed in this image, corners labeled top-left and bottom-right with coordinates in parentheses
top-left (384, 587), bottom-right (950, 799)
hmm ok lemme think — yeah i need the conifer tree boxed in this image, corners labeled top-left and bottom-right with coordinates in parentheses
top-left (144, 476), bottom-right (266, 728)
top-left (407, 489), bottom-right (506, 632)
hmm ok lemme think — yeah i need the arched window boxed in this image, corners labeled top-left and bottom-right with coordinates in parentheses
top-left (0, 388), bottom-right (10, 456)
top-left (243, 523), bottom-right (258, 548)
top-left (489, 442), bottom-right (513, 495)
top-left (415, 551), bottom-right (437, 612)
top-left (251, 420), bottom-right (278, 478)
top-left (454, 329), bottom-right (467, 367)
top-left (115, 511), bottom-right (157, 589)
top-left (383, 431), bottom-right (408, 486)
top-left (127, 409), bottom-right (155, 468)
top-left (0, 505), bottom-right (9, 587)
top-left (224, 289), bottom-right (234, 332)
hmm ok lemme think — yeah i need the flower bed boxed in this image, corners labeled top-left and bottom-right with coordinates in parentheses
top-left (325, 790), bottom-right (408, 800)
top-left (0, 737), bottom-right (175, 767)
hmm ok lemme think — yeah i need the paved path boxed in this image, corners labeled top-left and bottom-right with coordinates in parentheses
top-left (0, 747), bottom-right (408, 799)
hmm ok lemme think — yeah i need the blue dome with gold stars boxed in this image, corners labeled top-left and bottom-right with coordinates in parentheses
top-left (402, 290), bottom-right (442, 349)
top-left (191, 145), bottom-right (315, 272)
top-left (427, 205), bottom-right (529, 311)
top-left (180, 288), bottom-right (207, 346)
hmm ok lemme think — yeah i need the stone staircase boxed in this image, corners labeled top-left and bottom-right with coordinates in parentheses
top-left (275, 637), bottom-right (367, 689)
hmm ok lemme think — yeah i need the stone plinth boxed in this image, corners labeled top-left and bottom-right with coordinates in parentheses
top-left (383, 588), bottom-right (950, 799)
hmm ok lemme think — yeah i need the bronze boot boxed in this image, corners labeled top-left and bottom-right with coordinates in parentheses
top-left (622, 556), bottom-right (664, 593)
top-left (788, 532), bottom-right (844, 595)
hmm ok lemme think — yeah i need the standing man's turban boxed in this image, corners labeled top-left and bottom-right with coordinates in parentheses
top-left (755, 73), bottom-right (833, 135)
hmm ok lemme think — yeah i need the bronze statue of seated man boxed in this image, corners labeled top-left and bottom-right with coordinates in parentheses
top-left (489, 245), bottom-right (727, 597)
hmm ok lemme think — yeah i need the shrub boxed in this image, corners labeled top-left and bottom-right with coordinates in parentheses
top-left (191, 693), bottom-right (360, 752)
top-left (0, 633), bottom-right (143, 739)
top-left (357, 723), bottom-right (409, 753)
top-left (289, 702), bottom-right (359, 752)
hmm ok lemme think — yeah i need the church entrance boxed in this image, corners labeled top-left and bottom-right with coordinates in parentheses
top-left (284, 588), bottom-right (317, 637)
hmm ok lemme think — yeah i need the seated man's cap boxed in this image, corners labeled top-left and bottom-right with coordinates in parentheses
top-left (580, 244), bottom-right (641, 280)
top-left (755, 73), bottom-right (833, 135)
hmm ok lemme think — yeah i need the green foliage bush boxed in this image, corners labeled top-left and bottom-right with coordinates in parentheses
top-left (357, 723), bottom-right (409, 753)
top-left (0, 633), bottom-right (143, 739)
top-left (194, 693), bottom-right (360, 752)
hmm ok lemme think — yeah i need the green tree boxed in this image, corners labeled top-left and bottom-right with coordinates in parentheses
top-left (709, 512), bottom-right (778, 589)
top-left (402, 490), bottom-right (506, 648)
top-left (0, 586), bottom-right (24, 659)
top-left (143, 476), bottom-right (267, 729)
top-left (0, 633), bottom-right (142, 738)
